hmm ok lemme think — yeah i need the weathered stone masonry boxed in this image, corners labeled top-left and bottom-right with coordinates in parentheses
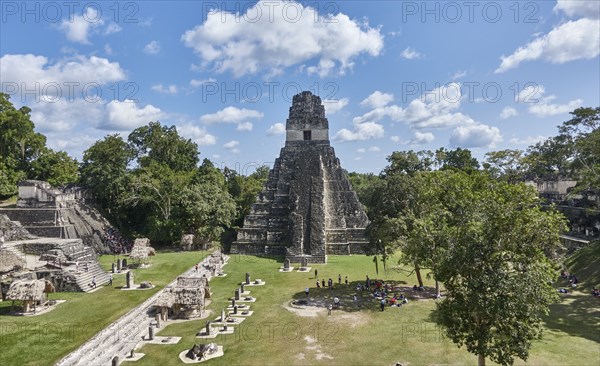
top-left (231, 91), bottom-right (369, 263)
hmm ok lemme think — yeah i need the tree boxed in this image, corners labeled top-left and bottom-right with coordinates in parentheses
top-left (435, 176), bottom-right (567, 366)
top-left (180, 180), bottom-right (236, 246)
top-left (385, 150), bottom-right (434, 176)
top-left (483, 149), bottom-right (525, 183)
top-left (128, 122), bottom-right (199, 171)
top-left (0, 93), bottom-right (46, 196)
top-left (123, 162), bottom-right (192, 243)
top-left (436, 147), bottom-right (480, 172)
top-left (29, 148), bottom-right (79, 186)
top-left (0, 93), bottom-right (46, 173)
top-left (80, 134), bottom-right (133, 211)
top-left (558, 107), bottom-right (600, 206)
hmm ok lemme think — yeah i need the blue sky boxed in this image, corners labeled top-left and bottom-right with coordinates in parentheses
top-left (1, 0), bottom-right (599, 174)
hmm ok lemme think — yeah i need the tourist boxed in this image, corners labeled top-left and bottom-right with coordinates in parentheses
top-left (75, 261), bottom-right (80, 273)
top-left (316, 280), bottom-right (320, 288)
top-left (321, 279), bottom-right (325, 288)
top-left (91, 276), bottom-right (97, 288)
top-left (345, 276), bottom-right (348, 285)
top-left (338, 274), bottom-right (342, 284)
top-left (328, 278), bottom-right (333, 289)
top-left (108, 274), bottom-right (113, 286)
top-left (353, 294), bottom-right (358, 306)
top-left (327, 304), bottom-right (332, 315)
top-left (195, 264), bottom-right (198, 272)
top-left (334, 296), bottom-right (340, 308)
top-left (305, 287), bottom-right (309, 297)
top-left (315, 268), bottom-right (318, 278)
top-left (380, 298), bottom-right (386, 311)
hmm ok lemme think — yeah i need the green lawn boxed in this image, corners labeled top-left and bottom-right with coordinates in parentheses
top-left (1, 251), bottom-right (597, 366)
top-left (0, 250), bottom-right (207, 366)
top-left (130, 254), bottom-right (600, 366)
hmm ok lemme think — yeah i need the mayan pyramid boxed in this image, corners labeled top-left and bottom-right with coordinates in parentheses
top-left (231, 91), bottom-right (369, 263)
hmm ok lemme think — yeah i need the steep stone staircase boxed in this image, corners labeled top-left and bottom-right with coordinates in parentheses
top-left (73, 261), bottom-right (111, 292)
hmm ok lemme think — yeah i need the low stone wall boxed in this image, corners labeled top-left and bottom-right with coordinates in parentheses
top-left (36, 269), bottom-right (80, 292)
top-left (0, 208), bottom-right (57, 226)
top-left (26, 226), bottom-right (66, 238)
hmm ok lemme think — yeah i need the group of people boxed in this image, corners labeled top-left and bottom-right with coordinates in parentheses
top-left (315, 275), bottom-right (349, 289)
top-left (104, 227), bottom-right (132, 254)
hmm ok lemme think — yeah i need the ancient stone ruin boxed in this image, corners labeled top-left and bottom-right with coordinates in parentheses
top-left (232, 91), bottom-right (369, 263)
top-left (0, 180), bottom-right (129, 254)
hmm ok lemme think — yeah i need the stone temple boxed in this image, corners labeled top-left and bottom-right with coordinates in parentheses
top-left (231, 91), bottom-right (369, 263)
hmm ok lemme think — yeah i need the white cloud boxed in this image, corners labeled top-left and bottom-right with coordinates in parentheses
top-left (58, 7), bottom-right (121, 44)
top-left (266, 123), bottom-right (286, 136)
top-left (451, 70), bottom-right (467, 80)
top-left (515, 84), bottom-right (545, 103)
top-left (223, 140), bottom-right (240, 153)
top-left (500, 106), bottom-right (518, 119)
top-left (151, 84), bottom-right (178, 94)
top-left (200, 106), bottom-right (263, 132)
top-left (236, 122), bottom-right (253, 131)
top-left (357, 146), bottom-right (381, 153)
top-left (353, 83), bottom-right (475, 129)
top-left (59, 7), bottom-right (103, 44)
top-left (103, 100), bottom-right (163, 130)
top-left (360, 91), bottom-right (394, 109)
top-left (351, 83), bottom-right (500, 148)
top-left (0, 54), bottom-right (126, 98)
top-left (30, 98), bottom-right (104, 133)
top-left (554, 0), bottom-right (600, 19)
top-left (508, 135), bottom-right (547, 145)
top-left (144, 40), bottom-right (161, 55)
top-left (177, 124), bottom-right (217, 146)
top-left (450, 124), bottom-right (502, 148)
top-left (515, 85), bottom-right (583, 117)
top-left (400, 47), bottom-right (423, 60)
top-left (495, 18), bottom-right (600, 73)
top-left (181, 0), bottom-right (383, 77)
top-left (323, 98), bottom-right (349, 115)
top-left (104, 23), bottom-right (122, 35)
top-left (410, 131), bottom-right (435, 144)
top-left (104, 44), bottom-right (114, 55)
top-left (528, 98), bottom-right (583, 117)
top-left (190, 78), bottom-right (217, 87)
top-left (333, 121), bottom-right (385, 142)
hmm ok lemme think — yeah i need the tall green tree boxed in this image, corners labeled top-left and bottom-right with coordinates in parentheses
top-left (80, 134), bottom-right (133, 211)
top-left (435, 176), bottom-right (567, 366)
top-left (436, 147), bottom-right (480, 172)
top-left (0, 93), bottom-right (46, 196)
top-left (483, 149), bottom-right (525, 183)
top-left (29, 148), bottom-right (79, 186)
top-left (128, 122), bottom-right (199, 171)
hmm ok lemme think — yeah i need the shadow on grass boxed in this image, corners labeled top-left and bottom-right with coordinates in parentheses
top-left (0, 301), bottom-right (14, 315)
top-left (290, 280), bottom-right (439, 314)
top-left (543, 291), bottom-right (600, 343)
